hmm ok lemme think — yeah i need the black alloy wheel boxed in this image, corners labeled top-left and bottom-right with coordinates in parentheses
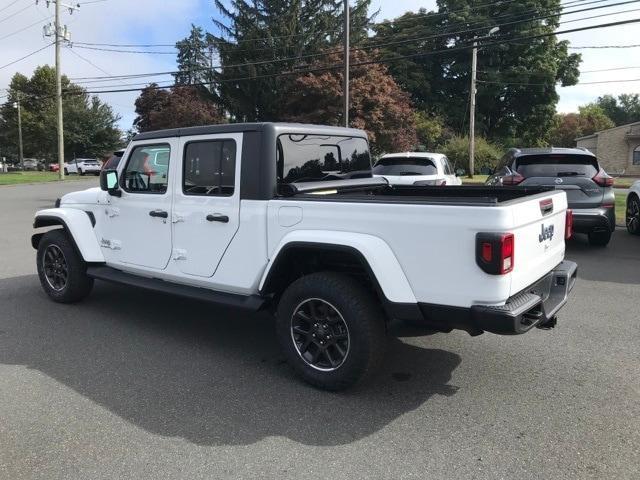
top-left (42, 244), bottom-right (68, 291)
top-left (291, 298), bottom-right (350, 371)
top-left (627, 196), bottom-right (640, 235)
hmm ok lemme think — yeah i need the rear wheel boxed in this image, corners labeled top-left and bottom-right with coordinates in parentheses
top-left (276, 272), bottom-right (386, 391)
top-left (37, 230), bottom-right (94, 303)
top-left (78, 168), bottom-right (84, 176)
top-left (63, 167), bottom-right (68, 175)
top-left (588, 229), bottom-right (612, 247)
top-left (627, 195), bottom-right (640, 235)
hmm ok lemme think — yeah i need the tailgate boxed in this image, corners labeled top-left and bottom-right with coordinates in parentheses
top-left (508, 191), bottom-right (567, 296)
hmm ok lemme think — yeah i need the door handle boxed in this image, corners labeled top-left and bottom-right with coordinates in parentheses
top-left (206, 214), bottom-right (229, 223)
top-left (149, 210), bottom-right (168, 219)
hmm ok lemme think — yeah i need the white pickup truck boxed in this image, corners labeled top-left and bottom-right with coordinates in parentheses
top-left (32, 123), bottom-right (577, 390)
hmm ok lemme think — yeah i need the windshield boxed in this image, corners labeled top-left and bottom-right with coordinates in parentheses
top-left (373, 157), bottom-right (437, 176)
top-left (515, 154), bottom-right (599, 177)
top-left (277, 134), bottom-right (371, 184)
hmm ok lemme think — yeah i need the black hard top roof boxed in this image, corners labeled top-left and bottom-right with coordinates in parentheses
top-left (132, 122), bottom-right (368, 141)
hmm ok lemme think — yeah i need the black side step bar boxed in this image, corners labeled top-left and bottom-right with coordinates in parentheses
top-left (86, 266), bottom-right (266, 311)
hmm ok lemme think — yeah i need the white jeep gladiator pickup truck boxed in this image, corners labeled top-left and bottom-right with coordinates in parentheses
top-left (32, 123), bottom-right (577, 390)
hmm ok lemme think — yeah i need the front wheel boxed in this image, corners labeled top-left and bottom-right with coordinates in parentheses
top-left (588, 229), bottom-right (612, 247)
top-left (63, 168), bottom-right (68, 175)
top-left (37, 229), bottom-right (94, 303)
top-left (627, 196), bottom-right (640, 235)
top-left (78, 169), bottom-right (84, 176)
top-left (276, 272), bottom-right (386, 391)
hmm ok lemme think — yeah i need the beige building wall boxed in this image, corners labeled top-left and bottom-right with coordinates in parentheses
top-left (576, 122), bottom-right (640, 177)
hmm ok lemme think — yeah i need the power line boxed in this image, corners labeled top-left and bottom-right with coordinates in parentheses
top-left (570, 43), bottom-right (640, 48)
top-left (0, 42), bottom-right (54, 70)
top-left (69, 17), bottom-right (640, 95)
top-left (0, 0), bottom-right (25, 15)
top-left (68, 0), bottom-right (597, 51)
top-left (478, 78), bottom-right (640, 86)
top-left (0, 15), bottom-right (53, 41)
top-left (0, 1), bottom-right (31, 24)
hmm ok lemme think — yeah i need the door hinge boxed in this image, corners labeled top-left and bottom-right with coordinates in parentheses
top-left (105, 207), bottom-right (120, 218)
top-left (172, 249), bottom-right (187, 261)
top-left (100, 238), bottom-right (121, 250)
top-left (172, 213), bottom-right (185, 224)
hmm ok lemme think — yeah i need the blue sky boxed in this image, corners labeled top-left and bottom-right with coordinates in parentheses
top-left (1, 0), bottom-right (638, 131)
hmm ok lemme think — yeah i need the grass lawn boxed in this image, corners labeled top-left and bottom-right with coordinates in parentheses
top-left (613, 177), bottom-right (639, 188)
top-left (461, 175), bottom-right (488, 185)
top-left (0, 172), bottom-right (90, 186)
top-left (615, 192), bottom-right (628, 226)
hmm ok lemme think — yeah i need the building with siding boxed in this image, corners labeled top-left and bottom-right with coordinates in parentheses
top-left (576, 121), bottom-right (640, 176)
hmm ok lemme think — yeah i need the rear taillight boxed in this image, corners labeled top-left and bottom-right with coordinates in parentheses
top-left (565, 209), bottom-right (573, 240)
top-left (502, 172), bottom-right (524, 186)
top-left (476, 233), bottom-right (515, 275)
top-left (592, 169), bottom-right (614, 187)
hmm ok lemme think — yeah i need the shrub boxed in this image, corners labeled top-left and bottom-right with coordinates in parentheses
top-left (441, 135), bottom-right (503, 175)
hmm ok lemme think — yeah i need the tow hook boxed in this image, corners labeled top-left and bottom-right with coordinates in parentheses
top-left (536, 316), bottom-right (557, 330)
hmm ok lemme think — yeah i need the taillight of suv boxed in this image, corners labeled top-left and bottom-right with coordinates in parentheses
top-left (502, 172), bottom-right (524, 186)
top-left (476, 233), bottom-right (515, 275)
top-left (592, 169), bottom-right (614, 187)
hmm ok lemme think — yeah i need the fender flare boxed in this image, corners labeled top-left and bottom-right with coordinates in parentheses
top-left (33, 208), bottom-right (104, 263)
top-left (259, 230), bottom-right (417, 304)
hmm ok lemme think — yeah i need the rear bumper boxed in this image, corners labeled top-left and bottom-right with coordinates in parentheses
top-left (387, 261), bottom-right (578, 336)
top-left (572, 206), bottom-right (615, 233)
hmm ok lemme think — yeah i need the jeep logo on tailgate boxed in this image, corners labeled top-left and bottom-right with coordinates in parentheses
top-left (539, 224), bottom-right (554, 242)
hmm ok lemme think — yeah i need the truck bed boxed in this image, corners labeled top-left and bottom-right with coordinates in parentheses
top-left (283, 179), bottom-right (554, 206)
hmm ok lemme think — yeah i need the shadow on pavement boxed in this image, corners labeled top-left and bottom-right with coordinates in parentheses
top-left (565, 229), bottom-right (640, 286)
top-left (0, 275), bottom-right (461, 447)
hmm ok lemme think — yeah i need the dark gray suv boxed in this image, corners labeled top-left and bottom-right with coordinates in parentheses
top-left (487, 147), bottom-right (615, 246)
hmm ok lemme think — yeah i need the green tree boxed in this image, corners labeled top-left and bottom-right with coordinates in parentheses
top-left (0, 66), bottom-right (121, 162)
top-left (174, 24), bottom-right (214, 91)
top-left (372, 1), bottom-right (581, 144)
top-left (547, 105), bottom-right (615, 147)
top-left (208, 0), bottom-right (373, 122)
top-left (594, 94), bottom-right (640, 126)
top-left (414, 111), bottom-right (449, 150)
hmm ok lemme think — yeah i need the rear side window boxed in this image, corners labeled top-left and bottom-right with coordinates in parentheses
top-left (122, 144), bottom-right (171, 194)
top-left (277, 134), bottom-right (371, 184)
top-left (183, 140), bottom-right (236, 196)
top-left (373, 157), bottom-right (437, 176)
top-left (515, 155), bottom-right (599, 178)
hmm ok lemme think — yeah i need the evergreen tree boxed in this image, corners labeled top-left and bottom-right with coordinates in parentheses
top-left (208, 0), bottom-right (372, 122)
top-left (174, 25), bottom-right (214, 92)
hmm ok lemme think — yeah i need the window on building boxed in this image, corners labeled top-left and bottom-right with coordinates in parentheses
top-left (634, 145), bottom-right (640, 166)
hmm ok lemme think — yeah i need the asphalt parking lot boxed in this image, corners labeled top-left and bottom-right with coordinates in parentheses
top-left (0, 179), bottom-right (638, 480)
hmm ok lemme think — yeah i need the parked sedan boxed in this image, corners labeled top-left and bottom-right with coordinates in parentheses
top-left (373, 152), bottom-right (461, 186)
top-left (65, 158), bottom-right (101, 176)
top-left (22, 159), bottom-right (39, 171)
top-left (487, 147), bottom-right (615, 246)
top-left (48, 163), bottom-right (60, 172)
top-left (627, 180), bottom-right (640, 235)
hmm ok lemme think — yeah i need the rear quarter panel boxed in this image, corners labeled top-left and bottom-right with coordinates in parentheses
top-left (267, 191), bottom-right (567, 308)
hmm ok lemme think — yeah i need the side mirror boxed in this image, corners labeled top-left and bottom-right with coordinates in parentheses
top-left (100, 169), bottom-right (121, 196)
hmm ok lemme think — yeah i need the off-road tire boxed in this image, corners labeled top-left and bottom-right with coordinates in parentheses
top-left (276, 272), bottom-right (386, 391)
top-left (37, 229), bottom-right (94, 303)
top-left (588, 229), bottom-right (612, 247)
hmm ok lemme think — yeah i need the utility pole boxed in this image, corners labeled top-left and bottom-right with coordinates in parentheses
top-left (343, 0), bottom-right (349, 127)
top-left (14, 93), bottom-right (24, 171)
top-left (468, 27), bottom-right (499, 179)
top-left (41, 0), bottom-right (79, 180)
top-left (468, 39), bottom-right (477, 179)
top-left (54, 0), bottom-right (64, 179)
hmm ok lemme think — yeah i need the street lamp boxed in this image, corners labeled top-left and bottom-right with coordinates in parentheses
top-left (468, 26), bottom-right (500, 178)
